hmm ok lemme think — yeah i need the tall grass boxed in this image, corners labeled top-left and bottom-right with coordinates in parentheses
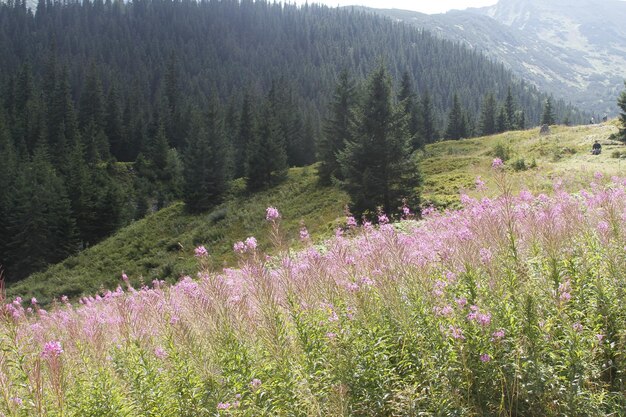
top-left (1, 169), bottom-right (626, 416)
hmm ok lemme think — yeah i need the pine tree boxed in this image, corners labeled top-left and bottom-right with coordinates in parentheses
top-left (0, 113), bottom-right (17, 274)
top-left (105, 84), bottom-right (125, 161)
top-left (183, 103), bottom-right (230, 212)
top-left (318, 70), bottom-right (356, 185)
top-left (338, 65), bottom-right (421, 218)
top-left (504, 86), bottom-right (516, 129)
top-left (496, 106), bottom-right (508, 133)
top-left (541, 97), bottom-right (556, 126)
top-left (78, 63), bottom-right (105, 132)
top-left (235, 92), bottom-right (257, 179)
top-left (397, 71), bottom-right (422, 149)
top-left (444, 93), bottom-right (466, 140)
top-left (420, 90), bottom-right (436, 144)
top-left (617, 81), bottom-right (626, 143)
top-left (478, 92), bottom-right (496, 136)
top-left (515, 110), bottom-right (526, 130)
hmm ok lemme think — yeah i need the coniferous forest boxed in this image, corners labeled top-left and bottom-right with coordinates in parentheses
top-left (0, 0), bottom-right (587, 282)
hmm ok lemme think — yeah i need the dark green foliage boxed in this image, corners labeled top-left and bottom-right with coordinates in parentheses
top-left (496, 106), bottom-right (508, 133)
top-left (183, 102), bottom-right (230, 213)
top-left (444, 93), bottom-right (467, 140)
top-left (398, 71), bottom-right (423, 149)
top-left (5, 146), bottom-right (78, 280)
top-left (235, 92), bottom-right (257, 179)
top-left (338, 65), bottom-right (421, 218)
top-left (516, 110), bottom-right (526, 130)
top-left (318, 70), bottom-right (356, 185)
top-left (541, 97), bottom-right (556, 126)
top-left (478, 92), bottom-right (496, 136)
top-left (420, 90), bottom-right (437, 143)
top-left (618, 82), bottom-right (626, 143)
top-left (504, 86), bottom-right (516, 129)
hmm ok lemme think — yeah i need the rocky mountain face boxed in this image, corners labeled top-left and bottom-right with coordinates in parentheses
top-left (367, 0), bottom-right (626, 115)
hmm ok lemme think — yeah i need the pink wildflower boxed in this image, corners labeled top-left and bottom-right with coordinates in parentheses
top-left (250, 378), bottom-right (262, 390)
top-left (194, 245), bottom-right (208, 257)
top-left (265, 206), bottom-right (280, 222)
top-left (154, 346), bottom-right (168, 359)
top-left (233, 241), bottom-right (246, 253)
top-left (597, 221), bottom-right (610, 234)
top-left (480, 353), bottom-right (491, 363)
top-left (245, 236), bottom-right (257, 250)
top-left (492, 329), bottom-right (505, 340)
top-left (31, 297), bottom-right (38, 305)
top-left (573, 322), bottom-right (584, 332)
top-left (217, 402), bottom-right (231, 410)
top-left (299, 227), bottom-right (310, 241)
top-left (378, 213), bottom-right (389, 225)
top-left (449, 325), bottom-right (465, 340)
top-left (475, 176), bottom-right (486, 190)
top-left (326, 332), bottom-right (337, 339)
top-left (122, 272), bottom-right (129, 282)
top-left (41, 341), bottom-right (63, 359)
top-left (346, 216), bottom-right (357, 228)
top-left (455, 297), bottom-right (468, 308)
top-left (491, 158), bottom-right (504, 169)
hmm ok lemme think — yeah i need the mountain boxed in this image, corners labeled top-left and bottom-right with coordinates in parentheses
top-left (363, 0), bottom-right (626, 115)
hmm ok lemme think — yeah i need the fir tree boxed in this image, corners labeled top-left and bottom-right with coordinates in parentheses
top-left (397, 71), bottom-right (422, 149)
top-left (235, 92), bottom-right (257, 179)
top-left (183, 103), bottom-right (230, 213)
top-left (318, 70), bottom-right (356, 185)
top-left (496, 106), bottom-right (508, 133)
top-left (504, 86), bottom-right (516, 129)
top-left (617, 81), bottom-right (626, 143)
top-left (420, 90), bottom-right (436, 144)
top-left (541, 97), bottom-right (556, 126)
top-left (338, 65), bottom-right (421, 218)
top-left (444, 93), bottom-right (466, 140)
top-left (515, 110), bottom-right (526, 130)
top-left (478, 92), bottom-right (496, 136)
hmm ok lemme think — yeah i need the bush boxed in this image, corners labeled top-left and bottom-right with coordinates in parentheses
top-left (512, 158), bottom-right (527, 171)
top-left (493, 143), bottom-right (511, 161)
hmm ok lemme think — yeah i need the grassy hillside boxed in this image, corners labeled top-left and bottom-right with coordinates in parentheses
top-left (7, 166), bottom-right (349, 304)
top-left (7, 121), bottom-right (624, 303)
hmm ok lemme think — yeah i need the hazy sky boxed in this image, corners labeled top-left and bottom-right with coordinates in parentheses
top-left (293, 0), bottom-right (499, 14)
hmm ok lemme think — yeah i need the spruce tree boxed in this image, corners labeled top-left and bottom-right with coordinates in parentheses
top-left (444, 93), bottom-right (466, 140)
top-left (236, 92), bottom-right (257, 179)
top-left (504, 86), bottom-right (516, 129)
top-left (420, 90), bottom-right (436, 144)
top-left (478, 92), bottom-right (496, 136)
top-left (105, 84), bottom-right (125, 161)
top-left (318, 70), bottom-right (356, 185)
top-left (617, 81), bottom-right (626, 143)
top-left (397, 71), bottom-right (422, 149)
top-left (0, 113), bottom-right (17, 273)
top-left (338, 65), bottom-right (421, 218)
top-left (183, 103), bottom-right (230, 213)
top-left (515, 110), bottom-right (526, 130)
top-left (496, 106), bottom-right (508, 133)
top-left (541, 97), bottom-right (556, 126)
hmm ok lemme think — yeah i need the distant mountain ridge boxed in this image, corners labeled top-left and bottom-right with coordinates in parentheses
top-left (363, 0), bottom-right (626, 115)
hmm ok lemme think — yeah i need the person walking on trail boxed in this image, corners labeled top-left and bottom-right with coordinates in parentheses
top-left (592, 140), bottom-right (602, 155)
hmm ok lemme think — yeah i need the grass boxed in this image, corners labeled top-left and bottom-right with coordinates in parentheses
top-left (7, 166), bottom-right (349, 304)
top-left (7, 121), bottom-right (625, 303)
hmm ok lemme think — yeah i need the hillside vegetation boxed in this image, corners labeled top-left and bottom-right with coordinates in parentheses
top-left (1, 136), bottom-right (625, 415)
top-left (7, 120), bottom-right (625, 304)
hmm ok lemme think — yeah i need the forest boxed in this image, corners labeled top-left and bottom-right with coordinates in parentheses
top-left (0, 0), bottom-right (586, 282)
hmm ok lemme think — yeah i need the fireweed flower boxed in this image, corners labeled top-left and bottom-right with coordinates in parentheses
top-left (491, 158), bottom-right (504, 169)
top-left (480, 353), bottom-right (491, 363)
top-left (250, 378), bottom-right (262, 390)
top-left (492, 329), bottom-right (505, 340)
top-left (42, 341), bottom-right (63, 359)
top-left (573, 322), bottom-right (584, 332)
top-left (245, 236), bottom-right (257, 250)
top-left (233, 241), bottom-right (246, 253)
top-left (346, 216), bottom-right (357, 228)
top-left (217, 402), bottom-right (231, 410)
top-left (475, 175), bottom-right (486, 190)
top-left (154, 346), bottom-right (168, 359)
top-left (194, 245), bottom-right (208, 257)
top-left (299, 227), bottom-right (310, 241)
top-left (265, 206), bottom-right (281, 222)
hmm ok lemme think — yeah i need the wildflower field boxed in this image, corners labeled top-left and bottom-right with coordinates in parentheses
top-left (2, 168), bottom-right (626, 416)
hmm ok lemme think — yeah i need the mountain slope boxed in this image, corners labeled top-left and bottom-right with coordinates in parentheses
top-left (365, 0), bottom-right (626, 115)
top-left (8, 120), bottom-right (624, 304)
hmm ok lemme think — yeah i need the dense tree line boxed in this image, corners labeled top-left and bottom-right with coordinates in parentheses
top-left (0, 0), bottom-right (587, 281)
top-left (617, 82), bottom-right (626, 143)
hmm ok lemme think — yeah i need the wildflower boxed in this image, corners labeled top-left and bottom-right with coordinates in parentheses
top-left (250, 378), bottom-right (262, 390)
top-left (492, 329), bottom-right (505, 340)
top-left (596, 334), bottom-right (604, 342)
top-left (491, 158), bottom-right (504, 169)
top-left (265, 206), bottom-right (281, 222)
top-left (122, 272), bottom-right (129, 282)
top-left (194, 245), bottom-right (208, 257)
top-left (594, 171), bottom-right (604, 180)
top-left (245, 236), bottom-right (257, 250)
top-left (154, 346), bottom-right (168, 359)
top-left (573, 322), bottom-right (584, 332)
top-left (401, 204), bottom-right (412, 218)
top-left (11, 397), bottom-right (23, 406)
top-left (233, 241), bottom-right (246, 253)
top-left (346, 216), bottom-right (357, 228)
top-left (378, 213), bottom-right (389, 225)
top-left (31, 297), bottom-right (38, 305)
top-left (41, 341), bottom-right (63, 359)
top-left (217, 402), bottom-right (231, 410)
top-left (559, 292), bottom-right (572, 302)
top-left (476, 313), bottom-right (492, 327)
top-left (480, 353), bottom-right (491, 363)
top-left (597, 221), bottom-right (610, 234)
top-left (479, 248), bottom-right (492, 264)
top-left (449, 325), bottom-right (465, 340)
top-left (475, 176), bottom-right (486, 190)
top-left (299, 227), bottom-right (310, 241)
top-left (455, 297), bottom-right (468, 308)
top-left (326, 332), bottom-right (337, 339)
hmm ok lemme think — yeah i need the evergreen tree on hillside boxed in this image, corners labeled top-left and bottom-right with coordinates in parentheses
top-left (235, 92), bottom-right (257, 179)
top-left (78, 63), bottom-right (105, 132)
top-left (541, 97), bottom-right (556, 126)
top-left (444, 93), bottom-right (467, 140)
top-left (0, 113), bottom-right (17, 272)
top-left (318, 70), bottom-right (356, 185)
top-left (338, 65), bottom-right (421, 218)
top-left (496, 106), bottom-right (508, 133)
top-left (478, 92), bottom-right (496, 136)
top-left (420, 90), bottom-right (436, 143)
top-left (397, 71), bottom-right (423, 149)
top-left (6, 146), bottom-right (78, 280)
top-left (183, 102), bottom-right (230, 213)
top-left (105, 84), bottom-right (125, 161)
top-left (504, 86), bottom-right (516, 129)
top-left (516, 110), bottom-right (526, 130)
top-left (617, 81), bottom-right (626, 143)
